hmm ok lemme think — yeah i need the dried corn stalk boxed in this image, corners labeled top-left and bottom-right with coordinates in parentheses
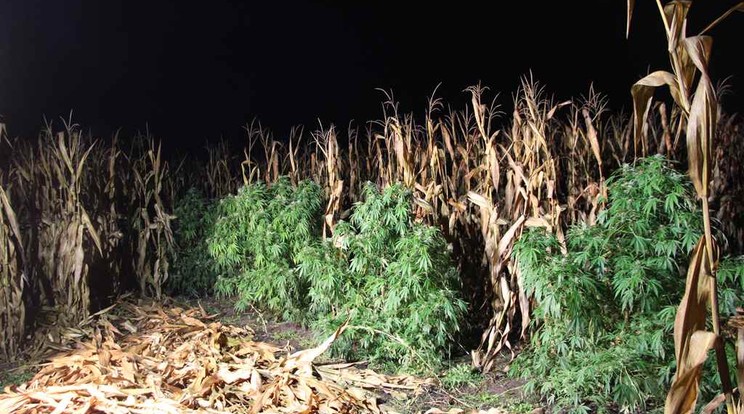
top-left (313, 125), bottom-right (344, 238)
top-left (0, 182), bottom-right (25, 359)
top-left (131, 140), bottom-right (175, 299)
top-left (10, 125), bottom-right (103, 325)
top-left (469, 80), bottom-right (570, 372)
top-left (627, 1), bottom-right (744, 412)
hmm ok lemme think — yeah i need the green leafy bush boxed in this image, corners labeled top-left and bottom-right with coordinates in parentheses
top-left (208, 177), bottom-right (323, 320)
top-left (510, 156), bottom-right (744, 413)
top-left (168, 187), bottom-right (218, 296)
top-left (299, 183), bottom-right (467, 372)
top-left (206, 179), bottom-right (465, 372)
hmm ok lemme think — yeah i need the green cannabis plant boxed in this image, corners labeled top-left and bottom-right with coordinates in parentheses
top-left (510, 156), bottom-right (744, 413)
top-left (300, 183), bottom-right (467, 372)
top-left (168, 188), bottom-right (219, 296)
top-left (208, 177), bottom-right (323, 320)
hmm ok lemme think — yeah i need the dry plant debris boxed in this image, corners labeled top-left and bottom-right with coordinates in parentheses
top-left (0, 299), bottom-right (440, 413)
top-left (422, 410), bottom-right (506, 414)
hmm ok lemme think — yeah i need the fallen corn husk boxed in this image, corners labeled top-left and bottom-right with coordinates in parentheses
top-left (0, 299), bottom-right (436, 413)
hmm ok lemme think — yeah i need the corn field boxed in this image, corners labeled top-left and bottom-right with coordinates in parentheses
top-left (222, 79), bottom-right (744, 374)
top-left (0, 173), bottom-right (24, 360)
top-left (0, 121), bottom-right (175, 359)
top-left (0, 78), bottom-right (742, 382)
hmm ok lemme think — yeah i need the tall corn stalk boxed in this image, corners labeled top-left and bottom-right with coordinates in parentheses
top-left (0, 123), bottom-right (26, 359)
top-left (712, 115), bottom-right (744, 254)
top-left (12, 124), bottom-right (103, 325)
top-left (205, 139), bottom-right (238, 199)
top-left (627, 1), bottom-right (744, 412)
top-left (130, 140), bottom-right (175, 299)
top-left (0, 180), bottom-right (25, 359)
top-left (93, 135), bottom-right (125, 304)
top-left (311, 125), bottom-right (344, 238)
top-left (286, 126), bottom-right (305, 186)
top-left (469, 80), bottom-right (575, 371)
top-left (241, 120), bottom-right (267, 186)
top-left (561, 88), bottom-right (608, 226)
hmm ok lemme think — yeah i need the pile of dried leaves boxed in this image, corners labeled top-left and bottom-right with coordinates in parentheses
top-left (0, 298), bottom-right (443, 413)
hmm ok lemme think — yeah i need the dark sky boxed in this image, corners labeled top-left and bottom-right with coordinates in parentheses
top-left (0, 1), bottom-right (742, 151)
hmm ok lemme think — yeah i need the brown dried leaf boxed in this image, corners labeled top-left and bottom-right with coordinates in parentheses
top-left (665, 237), bottom-right (718, 413)
top-left (466, 192), bottom-right (492, 211)
top-left (673, 238), bottom-right (711, 362)
top-left (665, 331), bottom-right (718, 414)
top-left (626, 0), bottom-right (635, 38)
top-left (57, 132), bottom-right (75, 175)
top-left (0, 187), bottom-right (23, 252)
top-left (80, 210), bottom-right (102, 256)
top-left (663, 1), bottom-right (691, 47)
top-left (581, 108), bottom-right (602, 169)
top-left (631, 71), bottom-right (682, 146)
top-left (283, 317), bottom-right (349, 376)
top-left (497, 216), bottom-right (525, 260)
top-left (683, 35), bottom-right (715, 199)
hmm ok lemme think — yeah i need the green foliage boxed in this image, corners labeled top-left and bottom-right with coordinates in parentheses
top-left (0, 367), bottom-right (34, 389)
top-left (510, 156), bottom-right (744, 413)
top-left (208, 177), bottom-right (323, 320)
top-left (299, 183), bottom-right (467, 372)
top-left (168, 188), bottom-right (219, 296)
top-left (441, 363), bottom-right (483, 390)
top-left (206, 179), bottom-right (465, 372)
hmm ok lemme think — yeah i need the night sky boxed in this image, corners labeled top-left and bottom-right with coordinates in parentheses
top-left (1, 1), bottom-right (742, 151)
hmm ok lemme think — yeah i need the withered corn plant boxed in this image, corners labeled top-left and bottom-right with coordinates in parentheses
top-left (240, 120), bottom-right (268, 186)
top-left (129, 140), bottom-right (175, 299)
top-left (468, 79), bottom-right (607, 372)
top-left (712, 114), bottom-right (744, 254)
top-left (98, 135), bottom-right (126, 304)
top-left (205, 139), bottom-right (238, 199)
top-left (0, 121), bottom-right (179, 344)
top-left (0, 124), bottom-right (26, 359)
top-left (11, 122), bottom-right (103, 326)
top-left (628, 1), bottom-right (744, 412)
top-left (312, 125), bottom-right (343, 238)
top-left (0, 173), bottom-right (25, 359)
